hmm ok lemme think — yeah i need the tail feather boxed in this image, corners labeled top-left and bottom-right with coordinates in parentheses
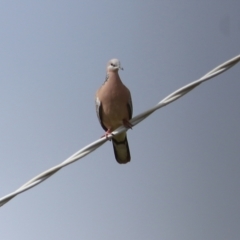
top-left (112, 136), bottom-right (131, 164)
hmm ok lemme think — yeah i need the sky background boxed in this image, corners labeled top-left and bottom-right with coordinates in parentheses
top-left (0, 1), bottom-right (240, 239)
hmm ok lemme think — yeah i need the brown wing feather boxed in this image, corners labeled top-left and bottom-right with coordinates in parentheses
top-left (95, 98), bottom-right (107, 131)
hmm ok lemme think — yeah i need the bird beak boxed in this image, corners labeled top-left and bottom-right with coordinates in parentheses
top-left (119, 67), bottom-right (124, 70)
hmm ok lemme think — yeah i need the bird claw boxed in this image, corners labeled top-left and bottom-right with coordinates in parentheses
top-left (101, 120), bottom-right (132, 141)
top-left (101, 130), bottom-right (114, 141)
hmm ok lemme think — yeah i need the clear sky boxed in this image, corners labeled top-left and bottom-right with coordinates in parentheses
top-left (0, 1), bottom-right (240, 239)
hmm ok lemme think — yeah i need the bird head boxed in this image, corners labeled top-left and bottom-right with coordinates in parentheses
top-left (107, 59), bottom-right (123, 72)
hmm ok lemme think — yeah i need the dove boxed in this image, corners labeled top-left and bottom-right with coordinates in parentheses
top-left (95, 59), bottom-right (133, 164)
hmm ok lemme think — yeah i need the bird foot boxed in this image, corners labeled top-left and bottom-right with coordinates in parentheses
top-left (123, 119), bottom-right (133, 129)
top-left (101, 130), bottom-right (114, 141)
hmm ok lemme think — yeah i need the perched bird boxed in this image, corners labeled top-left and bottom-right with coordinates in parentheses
top-left (95, 59), bottom-right (133, 164)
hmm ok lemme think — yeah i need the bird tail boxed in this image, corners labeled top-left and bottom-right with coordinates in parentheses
top-left (112, 136), bottom-right (131, 164)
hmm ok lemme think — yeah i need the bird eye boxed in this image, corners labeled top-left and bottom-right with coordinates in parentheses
top-left (111, 63), bottom-right (115, 67)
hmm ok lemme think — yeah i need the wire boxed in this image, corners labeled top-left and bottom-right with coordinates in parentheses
top-left (0, 54), bottom-right (239, 207)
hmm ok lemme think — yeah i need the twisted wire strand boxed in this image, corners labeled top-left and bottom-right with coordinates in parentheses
top-left (0, 54), bottom-right (239, 207)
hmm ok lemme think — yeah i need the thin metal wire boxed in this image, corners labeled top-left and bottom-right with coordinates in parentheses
top-left (0, 54), bottom-right (239, 207)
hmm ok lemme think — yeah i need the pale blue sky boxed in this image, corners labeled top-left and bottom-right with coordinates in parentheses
top-left (0, 1), bottom-right (240, 239)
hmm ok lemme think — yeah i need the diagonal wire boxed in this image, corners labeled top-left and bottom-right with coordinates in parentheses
top-left (0, 54), bottom-right (239, 207)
